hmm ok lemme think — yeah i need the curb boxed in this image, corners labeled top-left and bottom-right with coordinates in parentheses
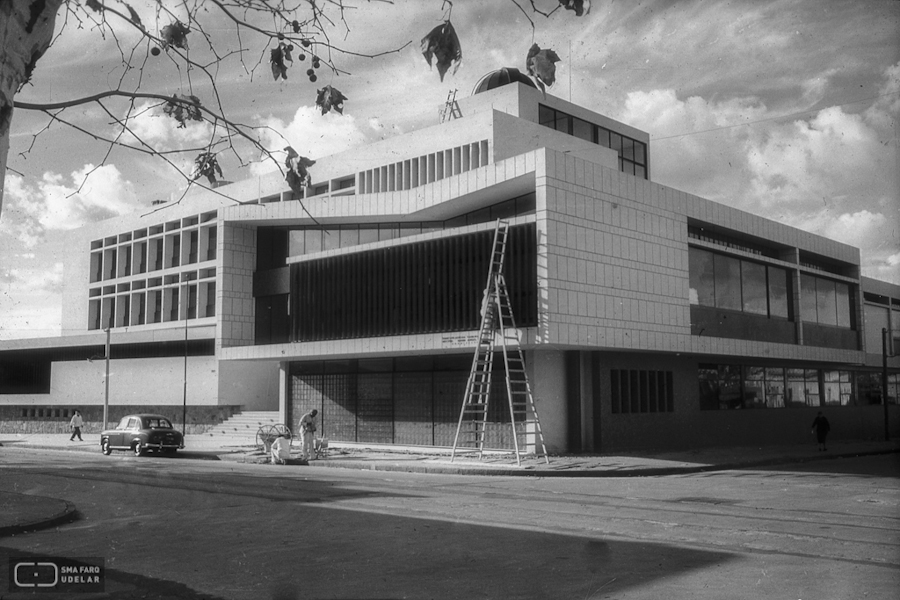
top-left (221, 447), bottom-right (900, 477)
top-left (0, 494), bottom-right (78, 538)
top-left (4, 441), bottom-right (898, 478)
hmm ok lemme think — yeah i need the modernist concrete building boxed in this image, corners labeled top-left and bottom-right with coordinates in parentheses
top-left (2, 72), bottom-right (898, 452)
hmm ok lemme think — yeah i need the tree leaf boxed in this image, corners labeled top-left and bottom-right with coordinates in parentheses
top-left (192, 152), bottom-right (222, 185)
top-left (315, 85), bottom-right (347, 115)
top-left (421, 21), bottom-right (462, 82)
top-left (163, 94), bottom-right (202, 128)
top-left (284, 146), bottom-right (315, 192)
top-left (526, 44), bottom-right (561, 91)
top-left (161, 21), bottom-right (190, 51)
top-left (558, 0), bottom-right (591, 16)
top-left (270, 47), bottom-right (288, 81)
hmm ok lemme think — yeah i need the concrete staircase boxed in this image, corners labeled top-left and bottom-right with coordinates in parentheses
top-left (210, 410), bottom-right (282, 444)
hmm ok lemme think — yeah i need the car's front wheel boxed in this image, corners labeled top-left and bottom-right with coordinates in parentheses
top-left (101, 438), bottom-right (112, 455)
top-left (132, 442), bottom-right (145, 457)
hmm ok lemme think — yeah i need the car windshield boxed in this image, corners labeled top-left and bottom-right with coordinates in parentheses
top-left (144, 418), bottom-right (173, 429)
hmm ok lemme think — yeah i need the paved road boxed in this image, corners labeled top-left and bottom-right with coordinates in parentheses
top-left (1, 448), bottom-right (898, 599)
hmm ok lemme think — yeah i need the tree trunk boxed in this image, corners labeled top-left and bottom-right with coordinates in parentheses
top-left (0, 0), bottom-right (63, 216)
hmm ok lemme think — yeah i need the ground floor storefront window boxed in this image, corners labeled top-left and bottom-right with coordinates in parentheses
top-left (698, 364), bottom-right (888, 409)
top-left (288, 356), bottom-right (517, 447)
top-left (857, 372), bottom-right (900, 405)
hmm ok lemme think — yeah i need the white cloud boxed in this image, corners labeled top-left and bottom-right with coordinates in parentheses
top-left (1, 165), bottom-right (139, 247)
top-left (251, 105), bottom-right (371, 176)
top-left (0, 262), bottom-right (64, 340)
top-left (620, 89), bottom-right (767, 203)
top-left (124, 101), bottom-right (214, 150)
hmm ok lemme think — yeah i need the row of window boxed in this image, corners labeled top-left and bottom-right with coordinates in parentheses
top-left (18, 408), bottom-right (79, 419)
top-left (699, 364), bottom-right (898, 410)
top-left (257, 194), bottom-right (537, 270)
top-left (88, 281), bottom-right (216, 330)
top-left (357, 140), bottom-right (489, 194)
top-left (538, 104), bottom-right (648, 179)
top-left (90, 226), bottom-right (217, 283)
top-left (610, 369), bottom-right (674, 414)
top-left (689, 247), bottom-right (855, 328)
top-left (800, 274), bottom-right (853, 328)
top-left (689, 247), bottom-right (790, 319)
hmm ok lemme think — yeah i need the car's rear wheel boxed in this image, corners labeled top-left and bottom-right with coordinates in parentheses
top-left (101, 439), bottom-right (112, 455)
top-left (132, 442), bottom-right (145, 457)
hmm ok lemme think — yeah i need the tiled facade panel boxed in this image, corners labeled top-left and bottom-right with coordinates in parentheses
top-left (539, 149), bottom-right (691, 350)
top-left (219, 224), bottom-right (256, 349)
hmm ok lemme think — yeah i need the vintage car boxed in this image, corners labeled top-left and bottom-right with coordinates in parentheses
top-left (100, 413), bottom-right (184, 456)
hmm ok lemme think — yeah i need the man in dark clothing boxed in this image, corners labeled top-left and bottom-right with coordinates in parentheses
top-left (811, 411), bottom-right (831, 451)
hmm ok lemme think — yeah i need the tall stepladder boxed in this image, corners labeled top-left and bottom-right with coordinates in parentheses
top-left (451, 220), bottom-right (549, 465)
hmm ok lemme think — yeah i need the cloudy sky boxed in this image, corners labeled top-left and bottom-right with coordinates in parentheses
top-left (1, 0), bottom-right (898, 339)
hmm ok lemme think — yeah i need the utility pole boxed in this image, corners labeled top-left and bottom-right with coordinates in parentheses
top-left (182, 316), bottom-right (189, 436)
top-left (103, 327), bottom-right (110, 430)
top-left (883, 328), bottom-right (891, 441)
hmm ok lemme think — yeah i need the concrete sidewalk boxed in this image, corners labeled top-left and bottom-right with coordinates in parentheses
top-left (1, 432), bottom-right (898, 538)
top-left (2, 432), bottom-right (899, 476)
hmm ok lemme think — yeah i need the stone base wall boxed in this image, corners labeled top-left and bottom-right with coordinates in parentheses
top-left (0, 405), bottom-right (241, 435)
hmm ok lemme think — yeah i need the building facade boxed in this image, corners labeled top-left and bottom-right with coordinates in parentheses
top-left (2, 76), bottom-right (898, 452)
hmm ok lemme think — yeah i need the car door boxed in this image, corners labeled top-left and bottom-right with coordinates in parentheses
top-left (108, 417), bottom-right (130, 447)
top-left (125, 417), bottom-right (142, 446)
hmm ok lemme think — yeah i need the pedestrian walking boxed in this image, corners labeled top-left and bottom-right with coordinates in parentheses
top-left (298, 409), bottom-right (318, 461)
top-left (69, 410), bottom-right (84, 441)
top-left (811, 411), bottom-right (830, 451)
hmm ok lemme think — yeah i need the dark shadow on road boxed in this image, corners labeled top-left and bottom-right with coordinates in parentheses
top-left (0, 547), bottom-right (229, 599)
top-left (1, 501), bottom-right (738, 600)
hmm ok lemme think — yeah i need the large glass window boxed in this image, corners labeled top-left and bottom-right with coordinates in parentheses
top-left (572, 117), bottom-right (593, 142)
top-left (800, 275), bottom-right (817, 322)
top-left (698, 364), bottom-right (742, 410)
top-left (741, 261), bottom-right (768, 315)
top-left (836, 283), bottom-right (851, 328)
top-left (786, 368), bottom-right (819, 407)
top-left (689, 247), bottom-right (790, 320)
top-left (697, 364), bottom-right (881, 410)
top-left (714, 254), bottom-right (742, 311)
top-left (689, 247), bottom-right (715, 306)
top-left (800, 274), bottom-right (853, 328)
top-left (764, 367), bottom-right (786, 408)
top-left (817, 278), bottom-right (838, 326)
top-left (768, 266), bottom-right (789, 318)
top-left (822, 370), bottom-right (852, 406)
top-left (743, 367), bottom-right (787, 408)
top-left (537, 105), bottom-right (648, 179)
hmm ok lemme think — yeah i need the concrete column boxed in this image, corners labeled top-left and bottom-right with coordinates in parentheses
top-left (278, 361), bottom-right (289, 426)
top-left (527, 349), bottom-right (567, 454)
